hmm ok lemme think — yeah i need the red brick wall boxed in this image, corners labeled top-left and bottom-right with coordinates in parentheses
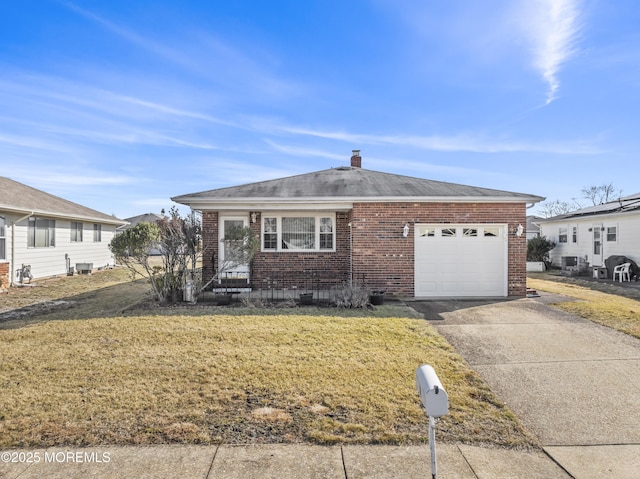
top-left (201, 202), bottom-right (528, 297)
top-left (249, 212), bottom-right (352, 289)
top-left (201, 211), bottom-right (352, 290)
top-left (350, 202), bottom-right (527, 297)
top-left (0, 261), bottom-right (9, 291)
top-left (201, 211), bottom-right (219, 286)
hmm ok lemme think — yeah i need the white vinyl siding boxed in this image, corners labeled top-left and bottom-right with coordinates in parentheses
top-left (541, 215), bottom-right (638, 268)
top-left (8, 215), bottom-right (117, 280)
top-left (0, 216), bottom-right (5, 260)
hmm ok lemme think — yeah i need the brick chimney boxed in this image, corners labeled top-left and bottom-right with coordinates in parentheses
top-left (350, 150), bottom-right (361, 168)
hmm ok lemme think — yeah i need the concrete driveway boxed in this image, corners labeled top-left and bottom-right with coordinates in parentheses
top-left (412, 294), bottom-right (640, 479)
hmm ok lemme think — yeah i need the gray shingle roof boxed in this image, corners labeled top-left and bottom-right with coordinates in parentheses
top-left (538, 192), bottom-right (640, 222)
top-left (0, 176), bottom-right (126, 225)
top-left (122, 213), bottom-right (164, 229)
top-left (173, 167), bottom-right (543, 205)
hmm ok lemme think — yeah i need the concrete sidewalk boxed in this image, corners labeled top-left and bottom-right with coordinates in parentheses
top-left (415, 294), bottom-right (640, 479)
top-left (0, 444), bottom-right (569, 479)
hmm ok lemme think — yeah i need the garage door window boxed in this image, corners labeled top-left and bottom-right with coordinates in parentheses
top-left (484, 227), bottom-right (499, 237)
top-left (463, 228), bottom-right (478, 237)
top-left (442, 228), bottom-right (457, 237)
top-left (417, 227), bottom-right (435, 237)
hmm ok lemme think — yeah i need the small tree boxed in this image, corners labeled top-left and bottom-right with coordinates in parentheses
top-left (200, 224), bottom-right (259, 292)
top-left (109, 221), bottom-right (165, 301)
top-left (527, 236), bottom-right (556, 267)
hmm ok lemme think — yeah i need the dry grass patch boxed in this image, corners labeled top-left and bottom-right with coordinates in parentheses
top-left (0, 268), bottom-right (150, 325)
top-left (528, 278), bottom-right (640, 339)
top-left (0, 314), bottom-right (535, 448)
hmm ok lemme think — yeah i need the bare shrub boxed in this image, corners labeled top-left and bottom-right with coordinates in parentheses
top-left (332, 283), bottom-right (370, 309)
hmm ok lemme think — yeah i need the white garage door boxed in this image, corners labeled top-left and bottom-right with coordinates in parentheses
top-left (414, 224), bottom-right (508, 297)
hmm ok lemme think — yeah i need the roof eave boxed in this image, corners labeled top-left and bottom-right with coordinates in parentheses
top-left (173, 195), bottom-right (544, 211)
top-left (0, 205), bottom-right (127, 226)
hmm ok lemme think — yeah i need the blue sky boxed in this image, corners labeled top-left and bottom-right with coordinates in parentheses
top-left (1, 0), bottom-right (639, 219)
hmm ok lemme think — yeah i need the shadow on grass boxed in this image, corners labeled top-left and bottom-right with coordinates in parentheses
top-left (0, 277), bottom-right (152, 329)
top-left (409, 298), bottom-right (519, 321)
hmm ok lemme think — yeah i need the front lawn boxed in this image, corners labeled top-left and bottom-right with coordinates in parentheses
top-left (0, 311), bottom-right (535, 448)
top-left (528, 277), bottom-right (640, 339)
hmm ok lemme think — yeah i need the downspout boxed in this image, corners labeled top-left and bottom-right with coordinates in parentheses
top-left (10, 212), bottom-right (34, 286)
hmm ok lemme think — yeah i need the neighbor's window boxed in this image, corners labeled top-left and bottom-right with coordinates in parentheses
top-left (558, 227), bottom-right (568, 243)
top-left (606, 226), bottom-right (617, 242)
top-left (572, 226), bottom-right (578, 243)
top-left (71, 222), bottom-right (83, 242)
top-left (0, 216), bottom-right (6, 260)
top-left (28, 217), bottom-right (55, 248)
top-left (93, 224), bottom-right (102, 242)
top-left (262, 215), bottom-right (335, 251)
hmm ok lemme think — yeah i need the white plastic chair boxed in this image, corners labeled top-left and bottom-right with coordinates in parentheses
top-left (613, 263), bottom-right (631, 282)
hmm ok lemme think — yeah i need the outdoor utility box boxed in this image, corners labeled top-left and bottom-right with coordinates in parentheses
top-left (593, 267), bottom-right (607, 279)
top-left (416, 364), bottom-right (449, 418)
top-left (76, 263), bottom-right (93, 274)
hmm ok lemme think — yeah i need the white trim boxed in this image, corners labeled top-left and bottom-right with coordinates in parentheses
top-left (177, 195), bottom-right (540, 211)
top-left (260, 212), bottom-right (336, 253)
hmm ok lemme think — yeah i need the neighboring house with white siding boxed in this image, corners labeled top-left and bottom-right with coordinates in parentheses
top-left (537, 193), bottom-right (640, 273)
top-left (0, 177), bottom-right (127, 288)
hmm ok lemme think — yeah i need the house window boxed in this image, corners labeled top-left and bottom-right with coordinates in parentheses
top-left (606, 226), bottom-right (617, 242)
top-left (93, 224), bottom-right (102, 242)
top-left (262, 215), bottom-right (335, 251)
top-left (319, 217), bottom-right (333, 249)
top-left (0, 216), bottom-right (5, 260)
top-left (71, 222), bottom-right (83, 242)
top-left (558, 227), bottom-right (568, 243)
top-left (263, 218), bottom-right (277, 250)
top-left (572, 226), bottom-right (578, 243)
top-left (28, 217), bottom-right (55, 248)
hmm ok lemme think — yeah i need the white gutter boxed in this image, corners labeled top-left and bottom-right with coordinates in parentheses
top-left (10, 211), bottom-right (34, 287)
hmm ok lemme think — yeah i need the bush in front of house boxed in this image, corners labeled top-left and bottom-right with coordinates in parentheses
top-left (527, 235), bottom-right (556, 268)
top-left (331, 283), bottom-right (370, 308)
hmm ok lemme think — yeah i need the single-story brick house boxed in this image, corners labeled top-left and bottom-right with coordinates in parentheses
top-left (172, 152), bottom-right (544, 298)
top-left (0, 177), bottom-right (127, 289)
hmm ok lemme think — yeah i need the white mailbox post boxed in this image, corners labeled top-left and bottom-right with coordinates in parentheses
top-left (416, 365), bottom-right (449, 479)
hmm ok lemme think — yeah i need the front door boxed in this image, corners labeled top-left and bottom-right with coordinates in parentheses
top-left (592, 224), bottom-right (603, 267)
top-left (219, 217), bottom-right (250, 275)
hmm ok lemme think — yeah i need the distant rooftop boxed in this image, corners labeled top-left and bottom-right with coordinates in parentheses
top-left (538, 192), bottom-right (640, 221)
top-left (0, 176), bottom-right (125, 225)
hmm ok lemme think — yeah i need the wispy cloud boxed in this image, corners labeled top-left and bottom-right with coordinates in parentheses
top-left (276, 125), bottom-right (600, 155)
top-left (263, 140), bottom-right (345, 161)
top-left (520, 0), bottom-right (584, 104)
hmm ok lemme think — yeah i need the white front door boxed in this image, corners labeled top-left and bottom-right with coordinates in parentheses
top-left (219, 217), bottom-right (249, 274)
top-left (592, 224), bottom-right (604, 267)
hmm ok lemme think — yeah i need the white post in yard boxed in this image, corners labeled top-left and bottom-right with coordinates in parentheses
top-left (416, 365), bottom-right (449, 479)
